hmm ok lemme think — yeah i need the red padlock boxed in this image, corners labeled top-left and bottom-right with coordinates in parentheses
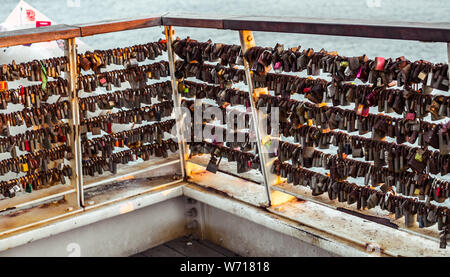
top-left (375, 57), bottom-right (385, 71)
top-left (361, 106), bottom-right (370, 117)
top-left (406, 113), bottom-right (415, 121)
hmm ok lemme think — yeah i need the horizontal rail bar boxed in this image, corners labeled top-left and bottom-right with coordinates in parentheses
top-left (0, 16), bottom-right (164, 48)
top-left (0, 13), bottom-right (449, 48)
top-left (76, 15), bottom-right (163, 37)
top-left (161, 13), bottom-right (229, 29)
top-left (222, 16), bottom-right (450, 42)
top-left (0, 24), bottom-right (81, 48)
top-left (161, 13), bottom-right (450, 42)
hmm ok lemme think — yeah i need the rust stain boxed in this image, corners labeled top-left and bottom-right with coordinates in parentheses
top-left (279, 221), bottom-right (330, 242)
top-left (294, 199), bottom-right (306, 204)
top-left (191, 182), bottom-right (235, 199)
top-left (6, 210), bottom-right (27, 218)
top-left (39, 203), bottom-right (52, 209)
top-left (5, 198), bottom-right (65, 218)
top-left (337, 207), bottom-right (398, 229)
top-left (38, 199), bottom-right (67, 209)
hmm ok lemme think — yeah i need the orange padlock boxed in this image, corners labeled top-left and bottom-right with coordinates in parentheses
top-left (0, 81), bottom-right (8, 91)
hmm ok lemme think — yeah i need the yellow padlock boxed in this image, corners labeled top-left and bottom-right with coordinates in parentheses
top-left (415, 152), bottom-right (423, 162)
top-left (94, 54), bottom-right (102, 66)
top-left (357, 104), bottom-right (364, 115)
top-left (22, 162), bottom-right (29, 172)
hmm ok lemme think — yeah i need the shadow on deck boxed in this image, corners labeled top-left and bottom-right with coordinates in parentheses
top-left (131, 236), bottom-right (241, 257)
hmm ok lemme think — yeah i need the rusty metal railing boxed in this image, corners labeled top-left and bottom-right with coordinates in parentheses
top-left (0, 13), bottom-right (449, 244)
top-left (1, 13), bottom-right (450, 48)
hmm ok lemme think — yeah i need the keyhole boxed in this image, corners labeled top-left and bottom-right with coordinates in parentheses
top-left (66, 242), bottom-right (81, 257)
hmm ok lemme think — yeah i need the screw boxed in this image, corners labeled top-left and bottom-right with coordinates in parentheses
top-left (186, 207), bottom-right (198, 217)
top-left (186, 220), bottom-right (199, 229)
top-left (186, 198), bottom-right (197, 204)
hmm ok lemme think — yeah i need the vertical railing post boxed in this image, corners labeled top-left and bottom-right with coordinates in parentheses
top-left (65, 38), bottom-right (84, 207)
top-left (165, 26), bottom-right (188, 178)
top-left (239, 30), bottom-right (275, 207)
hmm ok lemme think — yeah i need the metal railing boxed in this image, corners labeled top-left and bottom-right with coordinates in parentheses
top-left (0, 12), bottom-right (449, 243)
top-left (1, 13), bottom-right (450, 48)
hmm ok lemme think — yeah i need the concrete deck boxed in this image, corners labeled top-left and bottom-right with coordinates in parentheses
top-left (131, 236), bottom-right (240, 257)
